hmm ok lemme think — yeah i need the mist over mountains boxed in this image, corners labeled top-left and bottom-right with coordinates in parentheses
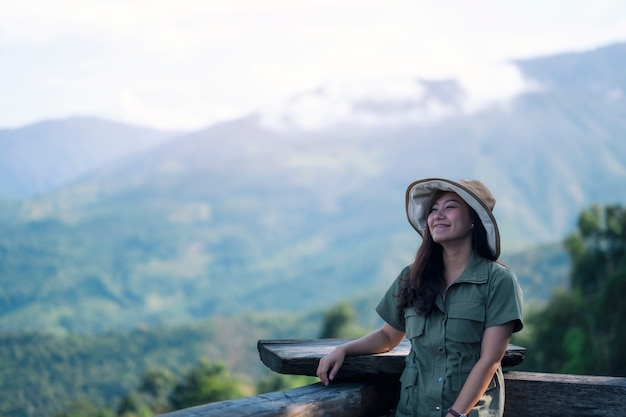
top-left (0, 42), bottom-right (624, 333)
top-left (0, 117), bottom-right (179, 199)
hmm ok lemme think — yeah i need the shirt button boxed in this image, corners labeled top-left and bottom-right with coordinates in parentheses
top-left (438, 377), bottom-right (443, 382)
top-left (438, 347), bottom-right (444, 352)
top-left (436, 406), bottom-right (441, 411)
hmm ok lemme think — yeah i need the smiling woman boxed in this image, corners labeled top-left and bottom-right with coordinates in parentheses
top-left (316, 178), bottom-right (523, 417)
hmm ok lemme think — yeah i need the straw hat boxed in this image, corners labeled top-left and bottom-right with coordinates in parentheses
top-left (405, 178), bottom-right (500, 258)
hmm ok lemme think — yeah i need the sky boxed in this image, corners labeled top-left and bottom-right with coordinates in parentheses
top-left (1, 0), bottom-right (626, 131)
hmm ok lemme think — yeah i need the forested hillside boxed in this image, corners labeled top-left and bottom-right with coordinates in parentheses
top-left (1, 42), bottom-right (626, 417)
top-left (2, 44), bottom-right (624, 334)
top-left (0, 313), bottom-right (312, 417)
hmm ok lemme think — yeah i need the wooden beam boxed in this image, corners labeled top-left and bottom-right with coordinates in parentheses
top-left (258, 339), bottom-right (526, 379)
top-left (154, 371), bottom-right (626, 417)
top-left (503, 371), bottom-right (626, 417)
top-left (155, 381), bottom-right (397, 417)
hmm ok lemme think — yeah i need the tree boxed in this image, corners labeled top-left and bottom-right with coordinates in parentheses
top-left (169, 359), bottom-right (244, 409)
top-left (116, 391), bottom-right (151, 417)
top-left (138, 367), bottom-right (176, 414)
top-left (525, 204), bottom-right (626, 376)
top-left (319, 301), bottom-right (367, 339)
top-left (139, 367), bottom-right (175, 398)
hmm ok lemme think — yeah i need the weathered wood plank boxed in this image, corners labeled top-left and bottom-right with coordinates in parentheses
top-left (154, 371), bottom-right (626, 417)
top-left (155, 381), bottom-right (397, 417)
top-left (258, 339), bottom-right (526, 379)
top-left (503, 371), bottom-right (626, 417)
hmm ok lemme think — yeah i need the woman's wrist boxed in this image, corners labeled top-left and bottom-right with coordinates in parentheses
top-left (447, 407), bottom-right (467, 417)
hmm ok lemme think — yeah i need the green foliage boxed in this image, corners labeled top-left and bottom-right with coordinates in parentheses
top-left (522, 204), bottom-right (626, 376)
top-left (138, 368), bottom-right (176, 406)
top-left (52, 360), bottom-right (248, 417)
top-left (109, 368), bottom-right (177, 416)
top-left (51, 400), bottom-right (115, 417)
top-left (320, 301), bottom-right (353, 338)
top-left (319, 301), bottom-right (369, 339)
top-left (595, 263), bottom-right (626, 373)
top-left (255, 374), bottom-right (316, 395)
top-left (170, 360), bottom-right (244, 409)
top-left (115, 391), bottom-right (152, 417)
top-left (0, 313), bottom-right (320, 417)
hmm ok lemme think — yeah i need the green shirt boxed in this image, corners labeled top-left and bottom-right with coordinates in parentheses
top-left (376, 252), bottom-right (523, 417)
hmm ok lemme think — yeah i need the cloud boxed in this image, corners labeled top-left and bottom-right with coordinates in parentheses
top-left (260, 63), bottom-right (539, 130)
top-left (1, 0), bottom-right (625, 130)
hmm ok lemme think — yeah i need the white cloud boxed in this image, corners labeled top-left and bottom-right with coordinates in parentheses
top-left (457, 63), bottom-right (542, 112)
top-left (1, 0), bottom-right (626, 130)
top-left (260, 63), bottom-right (539, 130)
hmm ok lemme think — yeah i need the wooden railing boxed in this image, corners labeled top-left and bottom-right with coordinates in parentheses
top-left (156, 339), bottom-right (626, 417)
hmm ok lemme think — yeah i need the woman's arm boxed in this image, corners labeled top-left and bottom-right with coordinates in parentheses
top-left (446, 321), bottom-right (515, 416)
top-left (316, 322), bottom-right (405, 385)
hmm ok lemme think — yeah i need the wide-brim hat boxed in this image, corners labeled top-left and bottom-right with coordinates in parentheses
top-left (405, 178), bottom-right (500, 259)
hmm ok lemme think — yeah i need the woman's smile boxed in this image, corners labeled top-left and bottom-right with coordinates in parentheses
top-left (428, 192), bottom-right (473, 245)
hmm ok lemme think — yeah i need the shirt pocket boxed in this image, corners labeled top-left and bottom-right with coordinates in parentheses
top-left (404, 308), bottom-right (426, 339)
top-left (446, 301), bottom-right (486, 343)
top-left (397, 362), bottom-right (419, 416)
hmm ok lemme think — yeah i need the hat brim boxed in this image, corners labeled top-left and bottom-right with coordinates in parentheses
top-left (405, 178), bottom-right (500, 259)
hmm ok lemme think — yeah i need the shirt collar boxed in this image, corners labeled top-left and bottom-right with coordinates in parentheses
top-left (434, 252), bottom-right (490, 310)
top-left (452, 251), bottom-right (489, 285)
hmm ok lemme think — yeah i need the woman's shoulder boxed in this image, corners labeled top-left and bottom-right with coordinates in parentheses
top-left (400, 263), bottom-right (412, 276)
top-left (471, 256), bottom-right (517, 283)
top-left (390, 264), bottom-right (413, 287)
top-left (491, 259), bottom-right (514, 274)
top-left (485, 259), bottom-right (522, 289)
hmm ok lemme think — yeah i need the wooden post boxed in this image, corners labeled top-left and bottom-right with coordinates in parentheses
top-left (503, 371), bottom-right (626, 417)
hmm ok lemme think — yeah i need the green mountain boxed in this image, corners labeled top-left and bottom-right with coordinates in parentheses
top-left (0, 117), bottom-right (180, 199)
top-left (2, 42), bottom-right (625, 417)
top-left (1, 43), bottom-right (625, 334)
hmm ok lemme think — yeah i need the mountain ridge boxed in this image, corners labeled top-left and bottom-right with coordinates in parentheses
top-left (0, 116), bottom-right (182, 199)
top-left (0, 42), bottom-right (625, 333)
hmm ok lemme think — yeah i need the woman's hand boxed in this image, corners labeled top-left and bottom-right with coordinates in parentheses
top-left (316, 345), bottom-right (347, 386)
top-left (316, 324), bottom-right (405, 386)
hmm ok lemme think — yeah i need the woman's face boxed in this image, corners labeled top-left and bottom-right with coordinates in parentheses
top-left (427, 192), bottom-right (473, 247)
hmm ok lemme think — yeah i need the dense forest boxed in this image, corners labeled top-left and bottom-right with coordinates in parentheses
top-left (517, 204), bottom-right (626, 376)
top-left (2, 203), bottom-right (624, 417)
top-left (0, 299), bottom-right (373, 417)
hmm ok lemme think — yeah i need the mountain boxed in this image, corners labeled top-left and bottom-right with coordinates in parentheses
top-left (1, 42), bottom-right (625, 333)
top-left (0, 117), bottom-right (181, 199)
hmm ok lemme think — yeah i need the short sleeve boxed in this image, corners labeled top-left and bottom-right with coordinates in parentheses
top-left (485, 263), bottom-right (524, 333)
top-left (375, 266), bottom-right (410, 332)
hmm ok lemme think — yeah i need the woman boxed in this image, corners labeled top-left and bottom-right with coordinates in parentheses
top-left (316, 178), bottom-right (523, 417)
